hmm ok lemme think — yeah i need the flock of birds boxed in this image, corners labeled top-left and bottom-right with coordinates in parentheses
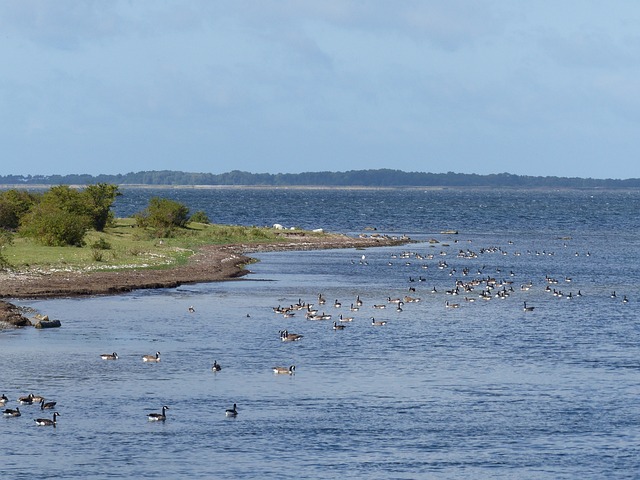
top-left (4, 238), bottom-right (631, 429)
top-left (2, 347), bottom-right (239, 426)
top-left (1, 393), bottom-right (60, 427)
top-left (266, 240), bottom-right (632, 360)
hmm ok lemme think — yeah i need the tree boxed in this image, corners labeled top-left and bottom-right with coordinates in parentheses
top-left (135, 197), bottom-right (190, 237)
top-left (82, 183), bottom-right (121, 231)
top-left (0, 189), bottom-right (38, 231)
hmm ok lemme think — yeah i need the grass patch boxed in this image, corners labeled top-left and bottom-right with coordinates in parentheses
top-left (2, 219), bottom-right (323, 273)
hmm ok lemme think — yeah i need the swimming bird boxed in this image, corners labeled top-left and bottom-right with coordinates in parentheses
top-left (523, 302), bottom-right (535, 312)
top-left (333, 321), bottom-right (346, 330)
top-left (18, 394), bottom-right (34, 405)
top-left (142, 351), bottom-right (161, 363)
top-left (338, 314), bottom-right (354, 322)
top-left (371, 317), bottom-right (387, 326)
top-left (623, 295), bottom-right (629, 303)
top-left (280, 330), bottom-right (303, 342)
top-left (188, 305), bottom-right (195, 313)
top-left (334, 299), bottom-right (342, 308)
top-left (147, 406), bottom-right (169, 421)
top-left (3, 407), bottom-right (20, 417)
top-left (0, 394), bottom-right (8, 406)
top-left (212, 360), bottom-right (222, 372)
top-left (355, 295), bottom-right (363, 307)
top-left (445, 301), bottom-right (460, 309)
top-left (40, 399), bottom-right (57, 410)
top-left (225, 403), bottom-right (238, 417)
top-left (273, 365), bottom-right (295, 375)
top-left (100, 352), bottom-right (119, 360)
top-left (349, 304), bottom-right (359, 312)
top-left (35, 412), bottom-right (60, 427)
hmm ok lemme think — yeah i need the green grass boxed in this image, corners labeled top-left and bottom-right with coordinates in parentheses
top-left (2, 219), bottom-right (324, 273)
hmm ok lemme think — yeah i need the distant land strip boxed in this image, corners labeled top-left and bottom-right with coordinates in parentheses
top-left (1, 169), bottom-right (639, 188)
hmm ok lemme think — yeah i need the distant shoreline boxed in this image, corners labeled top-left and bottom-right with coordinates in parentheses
top-left (0, 184), bottom-right (634, 192)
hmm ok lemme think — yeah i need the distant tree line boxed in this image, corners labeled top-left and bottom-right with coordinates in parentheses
top-left (1, 169), bottom-right (639, 188)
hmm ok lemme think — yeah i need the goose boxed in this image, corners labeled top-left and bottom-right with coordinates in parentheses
top-left (142, 351), bottom-right (161, 363)
top-left (280, 331), bottom-right (303, 342)
top-left (523, 302), bottom-right (535, 312)
top-left (40, 399), bottom-right (57, 410)
top-left (333, 322), bottom-right (346, 330)
top-left (0, 394), bottom-right (8, 406)
top-left (372, 304), bottom-right (386, 309)
top-left (355, 295), bottom-right (363, 307)
top-left (318, 294), bottom-right (326, 305)
top-left (188, 306), bottom-right (195, 313)
top-left (225, 403), bottom-right (238, 417)
top-left (35, 412), bottom-right (60, 427)
top-left (445, 301), bottom-right (460, 309)
top-left (18, 394), bottom-right (34, 405)
top-left (147, 406), bottom-right (169, 421)
top-left (273, 365), bottom-right (295, 375)
top-left (212, 360), bottom-right (222, 372)
top-left (100, 352), bottom-right (119, 360)
top-left (611, 291), bottom-right (617, 298)
top-left (338, 314), bottom-right (354, 322)
top-left (623, 295), bottom-right (629, 303)
top-left (371, 317), bottom-right (387, 326)
top-left (333, 299), bottom-right (342, 308)
top-left (3, 407), bottom-right (20, 417)
top-left (349, 304), bottom-right (359, 312)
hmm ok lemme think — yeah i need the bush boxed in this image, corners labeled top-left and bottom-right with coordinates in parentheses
top-left (189, 210), bottom-right (210, 224)
top-left (91, 238), bottom-right (112, 250)
top-left (19, 202), bottom-right (90, 246)
top-left (135, 197), bottom-right (190, 237)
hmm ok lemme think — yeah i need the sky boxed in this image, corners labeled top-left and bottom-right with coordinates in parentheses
top-left (1, 1), bottom-right (640, 179)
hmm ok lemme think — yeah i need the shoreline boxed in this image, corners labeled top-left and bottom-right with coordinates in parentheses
top-left (0, 234), bottom-right (410, 324)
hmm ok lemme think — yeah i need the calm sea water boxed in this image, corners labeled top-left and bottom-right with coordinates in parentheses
top-left (2, 188), bottom-right (640, 479)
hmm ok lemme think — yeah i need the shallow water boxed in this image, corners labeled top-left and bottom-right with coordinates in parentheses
top-left (2, 188), bottom-right (640, 478)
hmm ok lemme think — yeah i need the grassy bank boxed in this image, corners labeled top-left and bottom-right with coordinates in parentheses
top-left (2, 218), bottom-right (322, 274)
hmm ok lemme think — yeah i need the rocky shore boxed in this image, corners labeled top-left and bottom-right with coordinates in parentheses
top-left (0, 233), bottom-right (410, 325)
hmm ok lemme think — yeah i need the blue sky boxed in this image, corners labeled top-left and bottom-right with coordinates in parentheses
top-left (2, 1), bottom-right (640, 179)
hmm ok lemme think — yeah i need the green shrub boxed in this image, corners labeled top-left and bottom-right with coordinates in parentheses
top-left (189, 210), bottom-right (210, 224)
top-left (91, 238), bottom-right (112, 250)
top-left (135, 197), bottom-right (190, 237)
